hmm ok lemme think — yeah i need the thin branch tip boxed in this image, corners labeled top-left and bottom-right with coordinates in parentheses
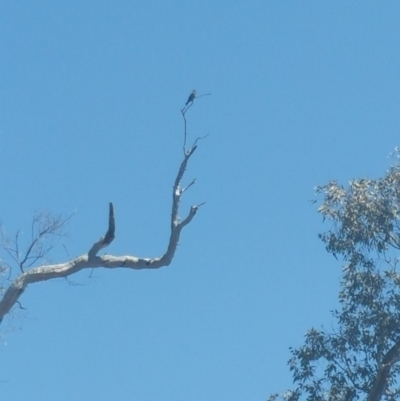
top-left (182, 179), bottom-right (196, 193)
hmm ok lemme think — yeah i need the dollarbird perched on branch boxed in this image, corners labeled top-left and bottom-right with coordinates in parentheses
top-left (186, 90), bottom-right (196, 106)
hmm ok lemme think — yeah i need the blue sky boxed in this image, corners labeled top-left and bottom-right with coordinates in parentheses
top-left (1, 1), bottom-right (400, 400)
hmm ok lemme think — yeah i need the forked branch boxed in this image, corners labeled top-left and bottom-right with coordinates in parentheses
top-left (0, 143), bottom-right (204, 324)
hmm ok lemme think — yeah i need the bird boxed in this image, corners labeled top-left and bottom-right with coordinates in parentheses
top-left (185, 90), bottom-right (196, 106)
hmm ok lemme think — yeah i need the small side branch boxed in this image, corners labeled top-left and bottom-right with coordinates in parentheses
top-left (88, 203), bottom-right (116, 258)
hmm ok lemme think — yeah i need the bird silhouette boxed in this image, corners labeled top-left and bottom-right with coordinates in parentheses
top-left (185, 90), bottom-right (196, 106)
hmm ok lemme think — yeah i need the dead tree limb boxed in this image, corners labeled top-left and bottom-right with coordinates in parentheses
top-left (0, 144), bottom-right (203, 324)
top-left (88, 202), bottom-right (115, 258)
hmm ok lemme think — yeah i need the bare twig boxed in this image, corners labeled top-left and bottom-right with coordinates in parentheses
top-left (1, 213), bottom-right (70, 274)
top-left (15, 301), bottom-right (26, 311)
top-left (196, 93), bottom-right (211, 99)
top-left (182, 179), bottom-right (196, 194)
top-left (181, 91), bottom-right (211, 154)
top-left (192, 134), bottom-right (209, 149)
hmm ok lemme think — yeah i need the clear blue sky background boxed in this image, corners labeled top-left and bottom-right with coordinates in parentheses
top-left (1, 2), bottom-right (399, 400)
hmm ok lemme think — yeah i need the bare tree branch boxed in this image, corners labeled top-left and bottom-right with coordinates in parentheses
top-left (182, 179), bottom-right (196, 194)
top-left (1, 213), bottom-right (70, 273)
top-left (0, 144), bottom-right (204, 324)
top-left (88, 203), bottom-right (116, 257)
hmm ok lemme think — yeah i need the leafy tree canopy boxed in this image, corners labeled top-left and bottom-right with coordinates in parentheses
top-left (270, 149), bottom-right (400, 401)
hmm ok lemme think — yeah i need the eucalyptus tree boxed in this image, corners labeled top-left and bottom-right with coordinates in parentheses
top-left (271, 150), bottom-right (400, 401)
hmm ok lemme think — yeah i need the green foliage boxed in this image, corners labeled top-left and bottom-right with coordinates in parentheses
top-left (270, 150), bottom-right (400, 401)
